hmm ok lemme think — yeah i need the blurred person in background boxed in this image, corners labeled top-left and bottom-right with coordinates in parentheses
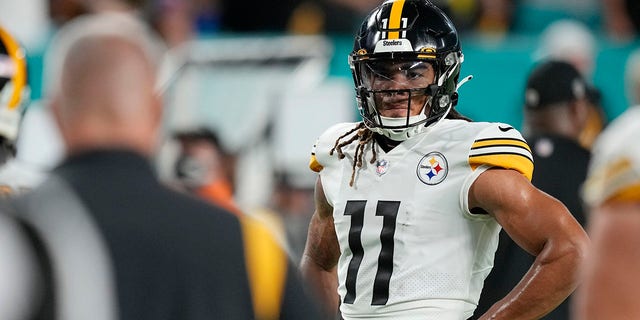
top-left (146, 0), bottom-right (197, 48)
top-left (534, 19), bottom-right (606, 150)
top-left (0, 13), bottom-right (321, 320)
top-left (300, 1), bottom-right (588, 319)
top-left (172, 127), bottom-right (241, 215)
top-left (572, 47), bottom-right (640, 320)
top-left (270, 171), bottom-right (315, 264)
top-left (602, 0), bottom-right (640, 42)
top-left (475, 60), bottom-right (592, 320)
top-left (572, 107), bottom-right (640, 319)
top-left (0, 25), bottom-right (36, 195)
top-left (48, 0), bottom-right (88, 29)
top-left (536, 20), bottom-right (596, 78)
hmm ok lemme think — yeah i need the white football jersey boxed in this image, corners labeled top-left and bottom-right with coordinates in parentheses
top-left (583, 106), bottom-right (640, 206)
top-left (310, 119), bottom-right (533, 319)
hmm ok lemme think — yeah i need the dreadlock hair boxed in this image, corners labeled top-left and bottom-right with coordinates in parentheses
top-left (329, 122), bottom-right (377, 187)
top-left (331, 109), bottom-right (471, 187)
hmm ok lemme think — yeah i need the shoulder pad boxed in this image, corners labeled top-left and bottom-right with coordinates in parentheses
top-left (468, 123), bottom-right (534, 180)
top-left (583, 108), bottom-right (640, 205)
top-left (309, 122), bottom-right (361, 173)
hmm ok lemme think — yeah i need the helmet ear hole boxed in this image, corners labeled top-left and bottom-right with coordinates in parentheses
top-left (451, 92), bottom-right (459, 107)
top-left (426, 84), bottom-right (439, 97)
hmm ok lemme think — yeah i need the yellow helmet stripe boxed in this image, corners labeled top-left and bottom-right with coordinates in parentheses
top-left (387, 0), bottom-right (406, 39)
top-left (0, 27), bottom-right (27, 110)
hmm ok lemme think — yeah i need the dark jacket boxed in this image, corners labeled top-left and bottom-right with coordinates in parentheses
top-left (473, 134), bottom-right (589, 320)
top-left (8, 149), bottom-right (321, 320)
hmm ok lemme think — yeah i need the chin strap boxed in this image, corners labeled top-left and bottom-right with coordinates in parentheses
top-left (375, 113), bottom-right (428, 141)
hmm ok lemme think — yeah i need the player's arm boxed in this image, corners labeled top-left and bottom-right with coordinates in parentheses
top-left (470, 168), bottom-right (589, 320)
top-left (573, 202), bottom-right (640, 319)
top-left (300, 176), bottom-right (341, 317)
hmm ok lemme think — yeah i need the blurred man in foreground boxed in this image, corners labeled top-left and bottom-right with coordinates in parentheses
top-left (0, 13), bottom-right (320, 320)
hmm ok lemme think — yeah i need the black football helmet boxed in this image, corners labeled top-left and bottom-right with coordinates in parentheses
top-left (349, 0), bottom-right (463, 140)
top-left (0, 25), bottom-right (29, 154)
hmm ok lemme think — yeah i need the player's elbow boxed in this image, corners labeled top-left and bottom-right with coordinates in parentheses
top-left (541, 206), bottom-right (590, 271)
top-left (540, 228), bottom-right (590, 279)
top-left (562, 221), bottom-right (590, 270)
top-left (561, 234), bottom-right (590, 271)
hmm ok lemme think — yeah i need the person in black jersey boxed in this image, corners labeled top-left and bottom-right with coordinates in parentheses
top-left (0, 13), bottom-right (321, 320)
top-left (474, 60), bottom-right (594, 320)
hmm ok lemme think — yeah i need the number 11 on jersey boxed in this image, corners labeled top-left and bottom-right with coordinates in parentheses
top-left (343, 200), bottom-right (400, 305)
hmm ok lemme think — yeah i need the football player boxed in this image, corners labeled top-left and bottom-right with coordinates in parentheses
top-left (300, 1), bottom-right (589, 319)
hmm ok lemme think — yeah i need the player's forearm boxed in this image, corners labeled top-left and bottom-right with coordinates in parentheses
top-left (300, 255), bottom-right (340, 317)
top-left (479, 238), bottom-right (588, 320)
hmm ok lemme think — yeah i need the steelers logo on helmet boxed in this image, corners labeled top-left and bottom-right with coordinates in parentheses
top-left (416, 151), bottom-right (448, 185)
top-left (349, 0), bottom-right (463, 141)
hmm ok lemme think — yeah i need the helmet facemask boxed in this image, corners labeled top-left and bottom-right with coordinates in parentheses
top-left (349, 0), bottom-right (466, 141)
top-left (351, 52), bottom-right (462, 141)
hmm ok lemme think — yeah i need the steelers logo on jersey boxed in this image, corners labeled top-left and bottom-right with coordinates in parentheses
top-left (416, 152), bottom-right (448, 185)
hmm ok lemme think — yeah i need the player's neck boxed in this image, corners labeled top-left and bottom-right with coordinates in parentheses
top-left (374, 134), bottom-right (402, 153)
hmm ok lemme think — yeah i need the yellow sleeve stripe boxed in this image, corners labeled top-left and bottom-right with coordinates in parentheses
top-left (0, 27), bottom-right (27, 110)
top-left (469, 153), bottom-right (534, 181)
top-left (471, 138), bottom-right (531, 153)
top-left (241, 217), bottom-right (287, 320)
top-left (309, 155), bottom-right (323, 172)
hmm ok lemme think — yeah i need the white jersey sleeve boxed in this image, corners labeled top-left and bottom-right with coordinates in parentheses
top-left (467, 122), bottom-right (533, 181)
top-left (309, 122), bottom-right (362, 207)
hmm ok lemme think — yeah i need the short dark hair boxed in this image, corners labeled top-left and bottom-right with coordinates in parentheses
top-left (173, 127), bottom-right (224, 152)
